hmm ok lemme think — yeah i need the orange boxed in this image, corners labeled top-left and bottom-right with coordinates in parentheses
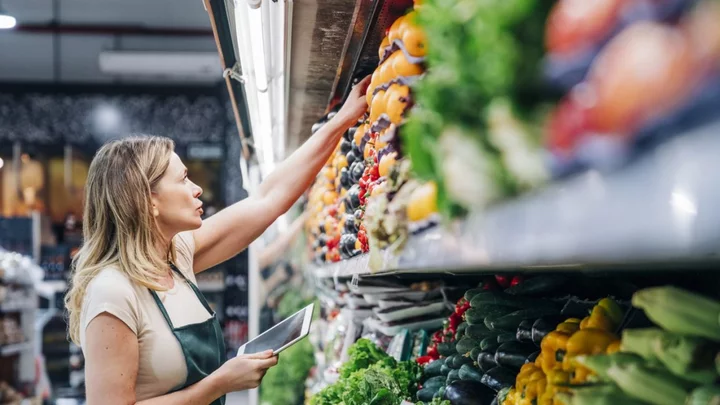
top-left (401, 24), bottom-right (427, 57)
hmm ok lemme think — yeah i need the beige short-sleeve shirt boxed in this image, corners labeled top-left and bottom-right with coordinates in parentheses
top-left (80, 232), bottom-right (214, 401)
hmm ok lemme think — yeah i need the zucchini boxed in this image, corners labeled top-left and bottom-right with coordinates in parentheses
top-left (516, 319), bottom-right (534, 343)
top-left (456, 322), bottom-right (469, 340)
top-left (441, 363), bottom-right (451, 376)
top-left (504, 275), bottom-right (568, 296)
top-left (486, 308), bottom-right (560, 331)
top-left (497, 333), bottom-right (516, 345)
top-left (476, 351), bottom-right (498, 373)
top-left (480, 366), bottom-right (516, 392)
top-left (423, 376), bottom-right (446, 391)
top-left (459, 364), bottom-right (483, 382)
top-left (453, 354), bottom-right (475, 369)
top-left (456, 337), bottom-right (481, 356)
top-left (417, 387), bottom-right (435, 402)
top-left (532, 316), bottom-right (567, 346)
top-left (466, 305), bottom-right (517, 322)
top-left (480, 336), bottom-right (500, 352)
top-left (464, 288), bottom-right (486, 302)
top-left (466, 323), bottom-right (492, 339)
top-left (447, 369), bottom-right (461, 385)
top-left (424, 359), bottom-right (444, 377)
top-left (438, 341), bottom-right (457, 357)
top-left (494, 341), bottom-right (538, 370)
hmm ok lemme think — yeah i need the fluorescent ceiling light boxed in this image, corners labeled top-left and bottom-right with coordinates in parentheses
top-left (0, 13), bottom-right (16, 29)
top-left (248, 6), bottom-right (269, 92)
top-left (98, 51), bottom-right (221, 79)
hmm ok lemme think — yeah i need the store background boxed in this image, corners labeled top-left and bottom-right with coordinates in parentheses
top-left (0, 0), bottom-right (257, 403)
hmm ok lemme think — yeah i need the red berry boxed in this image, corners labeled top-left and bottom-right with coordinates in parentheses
top-left (511, 275), bottom-right (524, 287)
top-left (495, 275), bottom-right (511, 288)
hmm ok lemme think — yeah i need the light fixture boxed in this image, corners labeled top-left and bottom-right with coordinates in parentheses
top-left (0, 3), bottom-right (16, 30)
top-left (98, 51), bottom-right (222, 80)
top-left (232, 0), bottom-right (291, 179)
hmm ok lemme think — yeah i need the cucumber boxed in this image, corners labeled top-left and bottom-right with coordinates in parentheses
top-left (470, 292), bottom-right (527, 308)
top-left (469, 347), bottom-right (482, 362)
top-left (459, 364), bottom-right (483, 382)
top-left (424, 359), bottom-right (444, 377)
top-left (464, 288), bottom-right (486, 301)
top-left (447, 369), bottom-right (461, 385)
top-left (497, 333), bottom-right (516, 344)
top-left (423, 376), bottom-right (446, 391)
top-left (417, 387), bottom-right (435, 402)
top-left (504, 275), bottom-right (568, 296)
top-left (466, 305), bottom-right (517, 323)
top-left (453, 354), bottom-right (475, 369)
top-left (476, 351), bottom-right (498, 373)
top-left (516, 319), bottom-right (534, 343)
top-left (435, 386), bottom-right (446, 399)
top-left (480, 366), bottom-right (516, 392)
top-left (466, 323), bottom-right (492, 339)
top-left (445, 354), bottom-right (459, 369)
top-left (480, 335), bottom-right (500, 352)
top-left (480, 336), bottom-right (500, 352)
top-left (456, 322), bottom-right (469, 340)
top-left (486, 308), bottom-right (560, 331)
top-left (438, 341), bottom-right (457, 357)
top-left (495, 341), bottom-right (538, 370)
top-left (456, 337), bottom-right (481, 356)
top-left (440, 363), bottom-right (451, 376)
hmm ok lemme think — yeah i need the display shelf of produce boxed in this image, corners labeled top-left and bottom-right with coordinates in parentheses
top-left (0, 342), bottom-right (32, 357)
top-left (312, 120), bottom-right (720, 278)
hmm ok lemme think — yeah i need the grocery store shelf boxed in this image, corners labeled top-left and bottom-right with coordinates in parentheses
top-left (311, 120), bottom-right (720, 278)
top-left (0, 342), bottom-right (32, 357)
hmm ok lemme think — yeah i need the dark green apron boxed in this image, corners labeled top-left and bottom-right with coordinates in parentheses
top-left (149, 263), bottom-right (226, 405)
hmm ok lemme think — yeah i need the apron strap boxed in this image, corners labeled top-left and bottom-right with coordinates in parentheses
top-left (149, 287), bottom-right (175, 329)
top-left (149, 262), bottom-right (218, 329)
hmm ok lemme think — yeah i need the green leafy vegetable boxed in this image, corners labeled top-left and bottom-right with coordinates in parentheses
top-left (311, 339), bottom-right (423, 405)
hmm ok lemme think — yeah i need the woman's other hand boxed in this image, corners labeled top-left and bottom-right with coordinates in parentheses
top-left (214, 350), bottom-right (278, 392)
top-left (336, 75), bottom-right (372, 124)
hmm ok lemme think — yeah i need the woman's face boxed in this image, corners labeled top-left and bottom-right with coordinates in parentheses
top-left (152, 152), bottom-right (204, 237)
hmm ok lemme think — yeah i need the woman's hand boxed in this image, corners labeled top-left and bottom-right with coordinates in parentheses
top-left (213, 350), bottom-right (278, 392)
top-left (336, 75), bottom-right (372, 125)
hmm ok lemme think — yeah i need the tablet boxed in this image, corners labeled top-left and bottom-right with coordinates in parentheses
top-left (237, 303), bottom-right (314, 356)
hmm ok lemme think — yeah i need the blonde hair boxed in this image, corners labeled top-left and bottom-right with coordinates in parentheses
top-left (65, 135), bottom-right (177, 345)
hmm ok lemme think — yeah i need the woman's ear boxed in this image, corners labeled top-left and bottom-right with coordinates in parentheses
top-left (151, 195), bottom-right (160, 217)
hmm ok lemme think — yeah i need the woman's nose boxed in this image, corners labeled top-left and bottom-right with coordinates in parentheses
top-left (192, 182), bottom-right (203, 198)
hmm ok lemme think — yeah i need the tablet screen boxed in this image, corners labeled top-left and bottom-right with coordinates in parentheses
top-left (242, 305), bottom-right (310, 354)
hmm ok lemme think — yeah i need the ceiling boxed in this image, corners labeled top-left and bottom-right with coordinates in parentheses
top-left (0, 0), bottom-right (219, 84)
top-left (0, 0), bottom-right (358, 151)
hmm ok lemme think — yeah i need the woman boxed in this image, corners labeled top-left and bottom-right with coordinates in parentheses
top-left (65, 77), bottom-right (370, 405)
